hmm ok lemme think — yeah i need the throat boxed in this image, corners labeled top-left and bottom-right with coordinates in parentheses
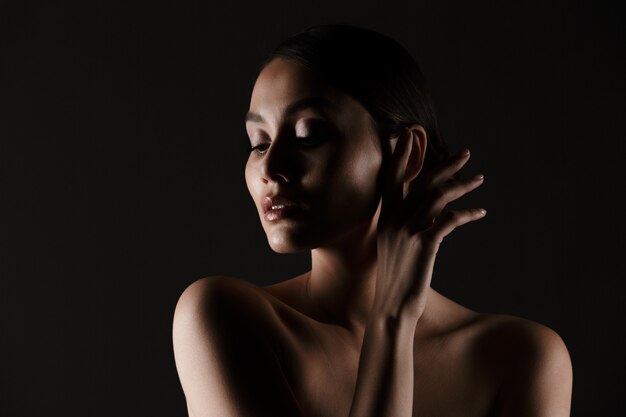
top-left (303, 271), bottom-right (372, 338)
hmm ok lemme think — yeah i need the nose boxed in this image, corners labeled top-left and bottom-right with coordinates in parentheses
top-left (260, 130), bottom-right (300, 184)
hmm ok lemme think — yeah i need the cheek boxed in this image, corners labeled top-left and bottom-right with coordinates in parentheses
top-left (244, 164), bottom-right (250, 191)
top-left (345, 136), bottom-right (382, 190)
top-left (319, 144), bottom-right (382, 218)
top-left (244, 162), bottom-right (257, 205)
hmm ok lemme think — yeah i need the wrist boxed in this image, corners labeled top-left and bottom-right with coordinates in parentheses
top-left (368, 309), bottom-right (419, 336)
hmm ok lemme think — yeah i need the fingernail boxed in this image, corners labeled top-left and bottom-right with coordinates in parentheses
top-left (478, 208), bottom-right (487, 215)
top-left (474, 174), bottom-right (484, 181)
top-left (460, 148), bottom-right (470, 158)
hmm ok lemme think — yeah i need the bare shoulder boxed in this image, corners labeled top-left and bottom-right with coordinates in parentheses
top-left (470, 312), bottom-right (573, 416)
top-left (176, 275), bottom-right (267, 303)
top-left (172, 275), bottom-right (288, 360)
top-left (172, 276), bottom-right (304, 417)
top-left (432, 291), bottom-right (572, 415)
top-left (174, 275), bottom-right (277, 325)
top-left (430, 291), bottom-right (571, 367)
top-left (473, 313), bottom-right (572, 371)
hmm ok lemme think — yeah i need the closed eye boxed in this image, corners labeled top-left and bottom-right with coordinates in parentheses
top-left (247, 143), bottom-right (269, 154)
top-left (247, 134), bottom-right (327, 155)
top-left (298, 134), bottom-right (326, 147)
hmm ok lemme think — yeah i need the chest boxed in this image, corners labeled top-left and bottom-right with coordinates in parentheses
top-left (275, 319), bottom-right (498, 417)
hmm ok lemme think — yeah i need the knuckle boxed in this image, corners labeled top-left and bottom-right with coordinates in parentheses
top-left (445, 210), bottom-right (461, 222)
top-left (431, 186), bottom-right (447, 200)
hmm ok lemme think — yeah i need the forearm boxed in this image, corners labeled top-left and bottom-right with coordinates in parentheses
top-left (348, 313), bottom-right (419, 417)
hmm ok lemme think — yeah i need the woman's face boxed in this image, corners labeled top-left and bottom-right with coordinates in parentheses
top-left (245, 57), bottom-right (385, 253)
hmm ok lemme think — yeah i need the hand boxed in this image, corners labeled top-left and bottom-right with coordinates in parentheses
top-left (372, 129), bottom-right (487, 323)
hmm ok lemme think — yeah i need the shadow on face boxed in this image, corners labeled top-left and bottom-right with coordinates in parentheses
top-left (244, 58), bottom-right (387, 254)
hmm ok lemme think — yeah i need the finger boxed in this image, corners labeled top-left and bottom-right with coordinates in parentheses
top-left (422, 207), bottom-right (487, 245)
top-left (429, 148), bottom-right (471, 187)
top-left (411, 148), bottom-right (470, 192)
top-left (380, 129), bottom-right (413, 223)
top-left (405, 173), bottom-right (485, 230)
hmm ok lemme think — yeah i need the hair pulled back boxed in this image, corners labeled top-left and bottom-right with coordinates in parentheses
top-left (255, 24), bottom-right (453, 177)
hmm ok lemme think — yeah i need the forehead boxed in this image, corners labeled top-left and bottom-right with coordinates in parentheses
top-left (250, 58), bottom-right (329, 100)
top-left (247, 57), bottom-right (365, 124)
top-left (250, 58), bottom-right (331, 107)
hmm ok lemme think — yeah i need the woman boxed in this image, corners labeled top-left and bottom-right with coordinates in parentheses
top-left (172, 24), bottom-right (573, 417)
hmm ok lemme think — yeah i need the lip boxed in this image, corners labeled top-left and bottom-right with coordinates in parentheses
top-left (262, 195), bottom-right (302, 214)
top-left (262, 194), bottom-right (304, 222)
top-left (264, 205), bottom-right (303, 222)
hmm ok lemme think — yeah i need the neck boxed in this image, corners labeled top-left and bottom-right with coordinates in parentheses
top-left (304, 217), bottom-right (379, 337)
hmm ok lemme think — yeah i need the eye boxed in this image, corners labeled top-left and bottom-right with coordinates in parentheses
top-left (246, 134), bottom-right (327, 156)
top-left (297, 134), bottom-right (326, 147)
top-left (247, 143), bottom-right (270, 155)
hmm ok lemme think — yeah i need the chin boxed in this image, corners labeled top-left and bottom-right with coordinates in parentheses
top-left (266, 231), bottom-right (315, 254)
top-left (268, 240), bottom-right (311, 254)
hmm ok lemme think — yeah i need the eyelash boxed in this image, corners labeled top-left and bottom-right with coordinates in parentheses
top-left (247, 135), bottom-right (326, 155)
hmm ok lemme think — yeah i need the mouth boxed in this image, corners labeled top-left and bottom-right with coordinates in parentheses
top-left (264, 205), bottom-right (303, 222)
top-left (262, 195), bottom-right (304, 221)
top-left (262, 195), bottom-right (301, 214)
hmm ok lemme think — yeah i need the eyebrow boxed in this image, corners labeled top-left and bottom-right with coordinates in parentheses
top-left (245, 96), bottom-right (334, 124)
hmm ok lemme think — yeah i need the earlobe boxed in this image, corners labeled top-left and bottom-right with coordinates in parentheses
top-left (404, 124), bottom-right (427, 183)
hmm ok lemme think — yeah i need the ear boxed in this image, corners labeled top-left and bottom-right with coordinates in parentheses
top-left (392, 124), bottom-right (427, 183)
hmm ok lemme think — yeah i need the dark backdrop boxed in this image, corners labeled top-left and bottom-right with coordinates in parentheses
top-left (1, 1), bottom-right (624, 416)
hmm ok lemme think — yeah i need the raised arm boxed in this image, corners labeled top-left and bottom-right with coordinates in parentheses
top-left (172, 276), bottom-right (304, 417)
top-left (347, 127), bottom-right (487, 417)
top-left (347, 127), bottom-right (572, 417)
top-left (347, 307), bottom-right (420, 417)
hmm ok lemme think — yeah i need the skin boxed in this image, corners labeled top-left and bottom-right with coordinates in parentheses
top-left (172, 57), bottom-right (573, 417)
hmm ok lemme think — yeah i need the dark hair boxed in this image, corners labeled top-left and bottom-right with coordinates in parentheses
top-left (254, 23), bottom-right (455, 180)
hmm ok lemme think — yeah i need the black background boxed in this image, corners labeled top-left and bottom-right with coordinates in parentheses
top-left (1, 1), bottom-right (624, 416)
